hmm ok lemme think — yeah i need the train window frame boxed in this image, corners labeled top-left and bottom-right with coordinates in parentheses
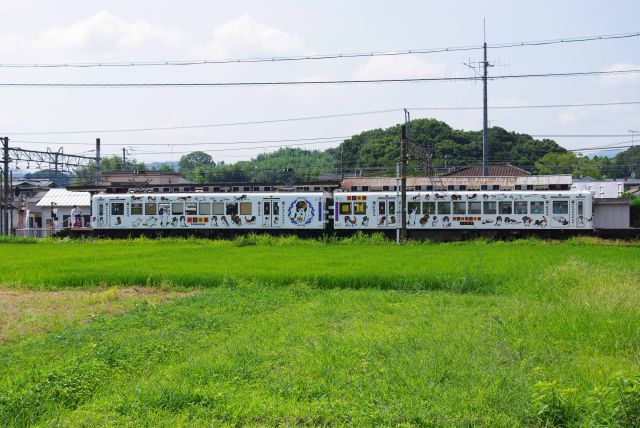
top-left (185, 203), bottom-right (198, 216)
top-left (514, 201), bottom-right (527, 214)
top-left (171, 202), bottom-right (184, 215)
top-left (408, 201), bottom-right (421, 215)
top-left (145, 203), bottom-right (157, 215)
top-left (111, 202), bottom-right (124, 216)
top-left (226, 202), bottom-right (238, 216)
top-left (530, 201), bottom-right (544, 214)
top-left (199, 202), bottom-right (211, 215)
top-left (453, 201), bottom-right (466, 215)
top-left (437, 202), bottom-right (451, 215)
top-left (212, 202), bottom-right (224, 215)
top-left (469, 201), bottom-right (481, 214)
top-left (388, 201), bottom-right (396, 215)
top-left (499, 201), bottom-right (513, 215)
top-left (378, 201), bottom-right (386, 215)
top-left (339, 202), bottom-right (352, 215)
top-left (483, 201), bottom-right (497, 215)
top-left (553, 200), bottom-right (569, 214)
top-left (353, 202), bottom-right (367, 214)
top-left (577, 201), bottom-right (584, 216)
top-left (423, 202), bottom-right (436, 214)
top-left (239, 202), bottom-right (252, 215)
top-left (131, 203), bottom-right (143, 215)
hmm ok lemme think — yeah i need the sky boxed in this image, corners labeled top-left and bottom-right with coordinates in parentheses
top-left (0, 0), bottom-right (638, 167)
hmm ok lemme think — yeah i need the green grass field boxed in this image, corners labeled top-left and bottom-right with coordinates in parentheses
top-left (0, 236), bottom-right (639, 426)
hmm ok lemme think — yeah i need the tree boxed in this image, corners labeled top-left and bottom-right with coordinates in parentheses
top-left (72, 155), bottom-right (146, 185)
top-left (179, 152), bottom-right (214, 175)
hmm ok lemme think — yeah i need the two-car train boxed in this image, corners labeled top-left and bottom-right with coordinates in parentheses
top-left (90, 190), bottom-right (594, 236)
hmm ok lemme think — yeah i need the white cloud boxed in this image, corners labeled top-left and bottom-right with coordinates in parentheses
top-left (352, 56), bottom-right (446, 80)
top-left (0, 0), bottom-right (32, 14)
top-left (557, 111), bottom-right (579, 125)
top-left (32, 10), bottom-right (192, 53)
top-left (193, 14), bottom-right (306, 58)
top-left (600, 63), bottom-right (640, 85)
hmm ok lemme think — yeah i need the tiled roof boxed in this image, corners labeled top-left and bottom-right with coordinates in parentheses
top-left (442, 164), bottom-right (530, 177)
top-left (36, 188), bottom-right (91, 207)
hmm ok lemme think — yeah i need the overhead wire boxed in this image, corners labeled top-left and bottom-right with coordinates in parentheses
top-left (1, 68), bottom-right (638, 88)
top-left (5, 100), bottom-right (639, 137)
top-left (0, 31), bottom-right (637, 68)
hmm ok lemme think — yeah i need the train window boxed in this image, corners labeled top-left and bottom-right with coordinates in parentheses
top-left (240, 202), bottom-right (252, 215)
top-left (553, 200), bottom-right (568, 214)
top-left (273, 202), bottom-right (280, 215)
top-left (226, 202), bottom-right (238, 215)
top-left (172, 203), bottom-right (184, 215)
top-left (389, 201), bottom-right (396, 215)
top-left (469, 202), bottom-right (481, 214)
top-left (131, 203), bottom-right (143, 215)
top-left (378, 201), bottom-right (386, 215)
top-left (98, 204), bottom-right (104, 216)
top-left (212, 203), bottom-right (224, 215)
top-left (423, 202), bottom-right (436, 214)
top-left (453, 202), bottom-right (466, 214)
top-left (483, 201), bottom-right (496, 214)
top-left (186, 203), bottom-right (197, 216)
top-left (577, 201), bottom-right (584, 216)
top-left (111, 203), bottom-right (124, 216)
top-left (499, 202), bottom-right (512, 214)
top-left (263, 202), bottom-right (270, 215)
top-left (437, 202), bottom-right (451, 215)
top-left (530, 202), bottom-right (544, 214)
top-left (199, 202), bottom-right (211, 215)
top-left (514, 201), bottom-right (527, 214)
top-left (408, 202), bottom-right (421, 215)
top-left (340, 202), bottom-right (352, 215)
top-left (145, 203), bottom-right (157, 215)
top-left (354, 202), bottom-right (367, 214)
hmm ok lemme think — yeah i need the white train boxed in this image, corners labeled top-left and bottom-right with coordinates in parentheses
top-left (333, 191), bottom-right (593, 230)
top-left (91, 190), bottom-right (593, 233)
top-left (92, 192), bottom-right (326, 230)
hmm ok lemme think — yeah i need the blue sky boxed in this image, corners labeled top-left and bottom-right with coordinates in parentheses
top-left (0, 0), bottom-right (638, 164)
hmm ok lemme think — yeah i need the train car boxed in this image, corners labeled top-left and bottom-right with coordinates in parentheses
top-left (92, 192), bottom-right (326, 231)
top-left (333, 191), bottom-right (594, 230)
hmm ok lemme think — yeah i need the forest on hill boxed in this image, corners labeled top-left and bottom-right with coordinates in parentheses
top-left (70, 118), bottom-right (640, 184)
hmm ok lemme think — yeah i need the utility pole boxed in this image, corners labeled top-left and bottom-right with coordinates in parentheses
top-left (122, 147), bottom-right (127, 171)
top-left (3, 137), bottom-right (9, 236)
top-left (482, 21), bottom-right (490, 177)
top-left (400, 110), bottom-right (409, 242)
top-left (96, 138), bottom-right (101, 185)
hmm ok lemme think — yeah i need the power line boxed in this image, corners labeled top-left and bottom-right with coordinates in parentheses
top-left (132, 139), bottom-right (346, 155)
top-left (1, 31), bottom-right (637, 68)
top-left (1, 68), bottom-right (638, 88)
top-left (5, 99), bottom-right (640, 137)
top-left (11, 135), bottom-right (352, 147)
top-left (4, 109), bottom-right (400, 136)
top-left (408, 101), bottom-right (640, 111)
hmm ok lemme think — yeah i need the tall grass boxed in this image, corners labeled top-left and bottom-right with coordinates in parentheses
top-left (0, 239), bottom-right (638, 425)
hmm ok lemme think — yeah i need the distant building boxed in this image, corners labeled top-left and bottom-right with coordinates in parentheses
top-left (341, 164), bottom-right (571, 192)
top-left (71, 171), bottom-right (196, 194)
top-left (572, 180), bottom-right (624, 198)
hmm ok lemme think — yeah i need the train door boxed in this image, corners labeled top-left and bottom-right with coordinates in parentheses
top-left (262, 198), bottom-right (281, 227)
top-left (109, 200), bottom-right (126, 227)
top-left (377, 198), bottom-right (397, 227)
top-left (550, 198), bottom-right (570, 228)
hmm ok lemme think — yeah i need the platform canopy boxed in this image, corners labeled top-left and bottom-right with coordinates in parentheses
top-left (36, 188), bottom-right (91, 208)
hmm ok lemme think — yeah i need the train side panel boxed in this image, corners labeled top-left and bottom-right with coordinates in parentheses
top-left (92, 192), bottom-right (326, 231)
top-left (334, 191), bottom-right (593, 230)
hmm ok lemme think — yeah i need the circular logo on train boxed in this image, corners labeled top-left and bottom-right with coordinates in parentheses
top-left (288, 199), bottom-right (315, 225)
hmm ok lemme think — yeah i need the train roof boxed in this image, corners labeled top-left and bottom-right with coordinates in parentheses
top-left (93, 192), bottom-right (326, 199)
top-left (335, 190), bottom-right (593, 196)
